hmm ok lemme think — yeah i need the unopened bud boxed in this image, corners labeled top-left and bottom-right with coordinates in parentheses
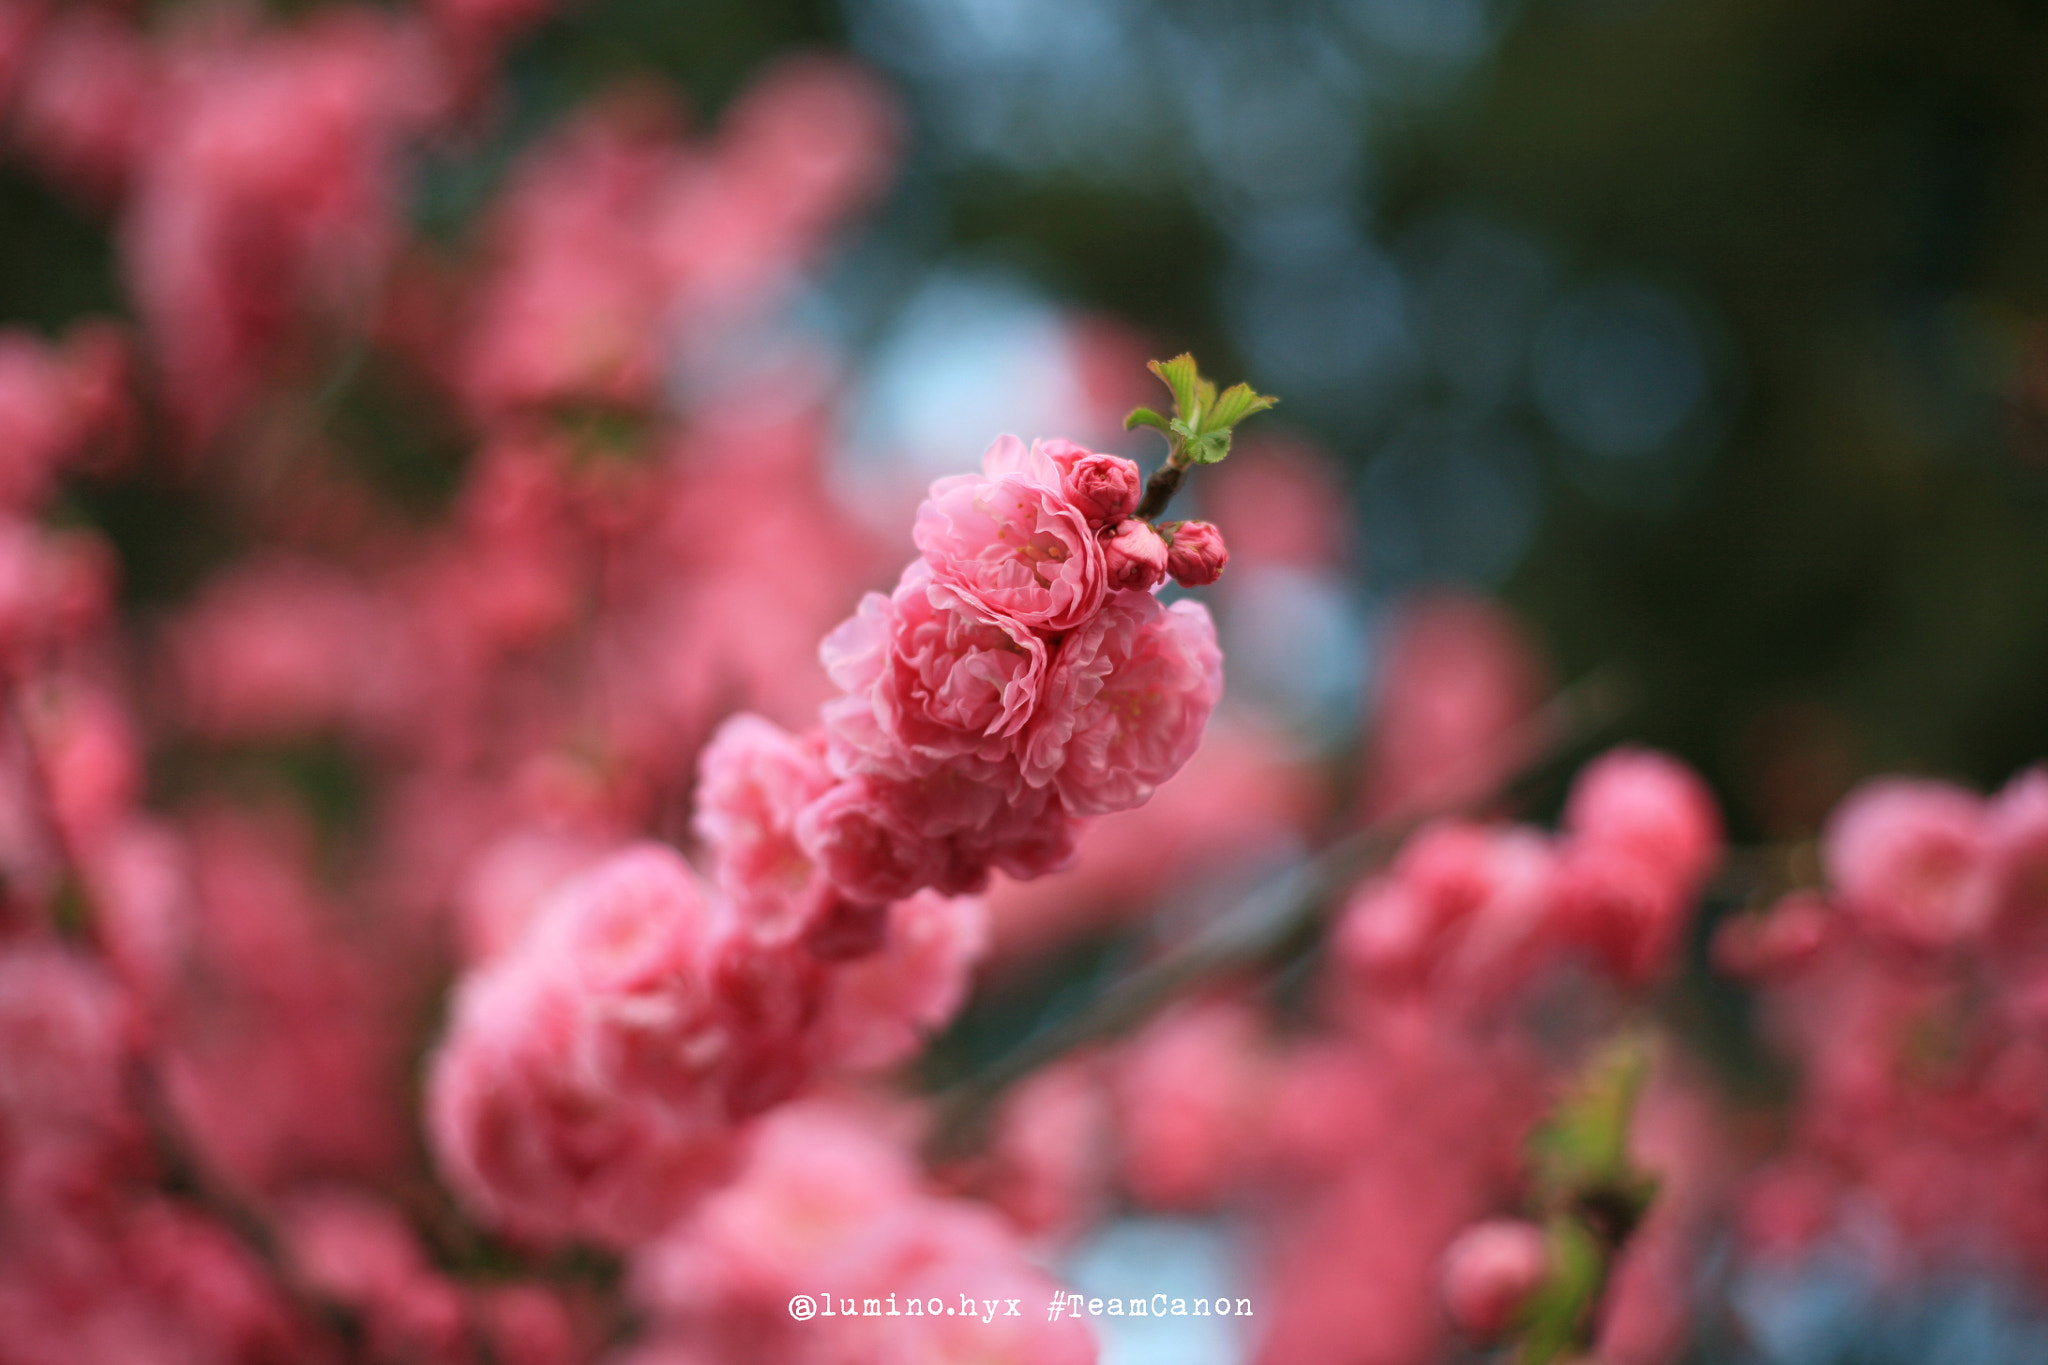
top-left (1102, 518), bottom-right (1169, 591)
top-left (1164, 520), bottom-right (1228, 587)
top-left (1440, 1218), bottom-right (1548, 1342)
top-left (1047, 444), bottom-right (1142, 528)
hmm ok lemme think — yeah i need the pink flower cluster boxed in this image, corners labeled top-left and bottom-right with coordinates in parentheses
top-left (1337, 746), bottom-right (1724, 1008)
top-left (419, 428), bottom-right (1227, 1248)
top-left (652, 435), bottom-right (1226, 966)
top-left (802, 435), bottom-right (1224, 904)
top-left (1719, 768), bottom-right (2048, 1280)
top-left (941, 747), bottom-right (1726, 1365)
top-left (428, 844), bottom-right (983, 1245)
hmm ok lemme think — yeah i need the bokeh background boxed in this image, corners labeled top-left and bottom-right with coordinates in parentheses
top-left (9, 2), bottom-right (2048, 1364)
top-left (13, 0), bottom-right (2048, 829)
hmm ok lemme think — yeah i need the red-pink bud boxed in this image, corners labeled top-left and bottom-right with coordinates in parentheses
top-left (1044, 442), bottom-right (1142, 528)
top-left (1165, 520), bottom-right (1229, 587)
top-left (1440, 1218), bottom-right (1549, 1341)
top-left (1102, 519), bottom-right (1169, 592)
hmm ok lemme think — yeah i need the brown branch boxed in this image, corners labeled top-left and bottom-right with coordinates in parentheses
top-left (1132, 456), bottom-right (1187, 522)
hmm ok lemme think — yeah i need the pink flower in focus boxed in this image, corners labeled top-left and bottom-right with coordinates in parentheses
top-left (1439, 1219), bottom-right (1548, 1341)
top-left (1165, 519), bottom-right (1229, 587)
top-left (913, 435), bottom-right (1107, 632)
top-left (820, 560), bottom-right (1049, 786)
top-left (981, 715), bottom-right (1323, 962)
top-left (1022, 592), bottom-right (1222, 816)
top-left (796, 772), bottom-right (1080, 902)
top-left (1823, 777), bottom-right (1994, 947)
top-left (1039, 439), bottom-right (1141, 528)
top-left (1101, 518), bottom-right (1168, 592)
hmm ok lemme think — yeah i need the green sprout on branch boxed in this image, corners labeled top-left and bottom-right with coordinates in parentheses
top-left (1124, 354), bottom-right (1276, 520)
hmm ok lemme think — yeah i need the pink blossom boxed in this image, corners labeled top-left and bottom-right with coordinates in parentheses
top-left (453, 826), bottom-right (619, 966)
top-left (913, 435), bottom-right (1107, 631)
top-left (1359, 590), bottom-right (1549, 820)
top-left (964, 1056), bottom-right (1113, 1240)
top-left (1039, 439), bottom-right (1141, 528)
top-left (163, 810), bottom-right (417, 1189)
top-left (10, 7), bottom-right (156, 205)
top-left (631, 1100), bottom-right (923, 1315)
top-left (795, 772), bottom-right (1080, 902)
top-left (1022, 592), bottom-right (1223, 816)
top-left (1164, 519), bottom-right (1229, 587)
top-left (982, 715), bottom-right (1321, 961)
top-left (1439, 1219), bottom-right (1548, 1341)
top-left (1551, 840), bottom-right (1694, 984)
top-left (123, 10), bottom-right (443, 444)
top-left (473, 1283), bottom-right (581, 1365)
top-left (0, 944), bottom-right (137, 1201)
top-left (1990, 767), bottom-right (2048, 930)
top-left (813, 891), bottom-right (988, 1070)
top-left (1563, 747), bottom-right (1723, 895)
top-left (1334, 821), bottom-right (1558, 1006)
top-left (0, 323), bottom-right (128, 513)
top-left (1823, 777), bottom-right (1994, 946)
top-left (427, 844), bottom-right (744, 1244)
top-left (282, 1191), bottom-right (468, 1363)
top-left (1711, 890), bottom-right (1836, 978)
top-left (166, 556), bottom-right (407, 742)
top-left (1114, 999), bottom-right (1268, 1210)
top-left (694, 713), bottom-right (842, 947)
top-left (1100, 517), bottom-right (1168, 592)
top-left (821, 561), bottom-right (1049, 786)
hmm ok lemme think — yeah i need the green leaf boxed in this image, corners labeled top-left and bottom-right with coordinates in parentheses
top-left (1515, 1216), bottom-right (1603, 1365)
top-left (1530, 1034), bottom-right (1651, 1199)
top-left (1123, 406), bottom-right (1173, 434)
top-left (1147, 354), bottom-right (1201, 419)
top-left (1184, 430), bottom-right (1233, 464)
top-left (1204, 382), bottom-right (1279, 432)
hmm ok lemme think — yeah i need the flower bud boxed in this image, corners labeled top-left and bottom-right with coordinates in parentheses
top-left (1102, 519), bottom-right (1169, 592)
top-left (1440, 1218), bottom-right (1548, 1342)
top-left (1164, 520), bottom-right (1228, 587)
top-left (1045, 443), bottom-right (1142, 528)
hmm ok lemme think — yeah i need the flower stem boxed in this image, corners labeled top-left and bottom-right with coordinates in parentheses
top-left (1133, 454), bottom-right (1187, 522)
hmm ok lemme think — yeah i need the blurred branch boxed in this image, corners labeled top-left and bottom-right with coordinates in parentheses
top-left (926, 667), bottom-right (1634, 1159)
